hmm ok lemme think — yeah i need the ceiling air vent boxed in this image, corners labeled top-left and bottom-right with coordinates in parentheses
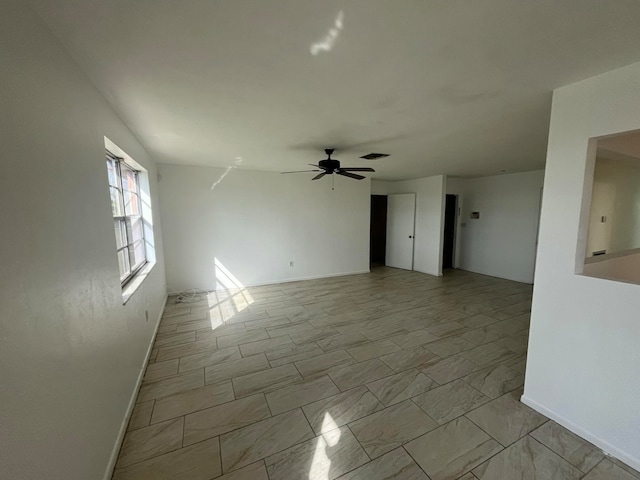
top-left (360, 153), bottom-right (389, 160)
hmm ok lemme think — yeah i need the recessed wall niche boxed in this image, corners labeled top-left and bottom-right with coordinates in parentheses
top-left (579, 129), bottom-right (640, 285)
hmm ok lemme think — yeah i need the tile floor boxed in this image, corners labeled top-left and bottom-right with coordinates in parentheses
top-left (112, 267), bottom-right (640, 480)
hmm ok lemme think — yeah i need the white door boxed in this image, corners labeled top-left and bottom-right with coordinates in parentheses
top-left (386, 193), bottom-right (416, 270)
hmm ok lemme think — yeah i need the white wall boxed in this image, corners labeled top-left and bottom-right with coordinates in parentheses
top-left (524, 61), bottom-right (640, 471)
top-left (373, 176), bottom-right (445, 276)
top-left (159, 165), bottom-right (371, 291)
top-left (447, 171), bottom-right (544, 284)
top-left (0, 3), bottom-right (167, 480)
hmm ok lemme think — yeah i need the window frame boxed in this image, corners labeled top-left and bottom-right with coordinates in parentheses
top-left (107, 150), bottom-right (147, 287)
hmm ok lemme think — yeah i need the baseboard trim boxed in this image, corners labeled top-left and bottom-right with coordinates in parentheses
top-left (103, 294), bottom-right (168, 480)
top-left (168, 269), bottom-right (372, 294)
top-left (521, 394), bottom-right (640, 472)
top-left (250, 270), bottom-right (371, 288)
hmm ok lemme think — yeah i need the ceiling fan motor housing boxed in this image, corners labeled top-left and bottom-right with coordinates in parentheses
top-left (319, 159), bottom-right (340, 172)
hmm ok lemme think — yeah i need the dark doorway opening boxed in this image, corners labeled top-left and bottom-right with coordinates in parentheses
top-left (370, 195), bottom-right (388, 266)
top-left (443, 194), bottom-right (457, 269)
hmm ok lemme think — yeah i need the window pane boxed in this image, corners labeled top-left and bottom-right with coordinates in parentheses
top-left (110, 186), bottom-right (124, 217)
top-left (126, 216), bottom-right (144, 244)
top-left (121, 166), bottom-right (138, 193)
top-left (118, 248), bottom-right (131, 281)
top-left (129, 240), bottom-right (146, 271)
top-left (124, 190), bottom-right (140, 216)
top-left (114, 219), bottom-right (127, 249)
top-left (106, 158), bottom-right (119, 187)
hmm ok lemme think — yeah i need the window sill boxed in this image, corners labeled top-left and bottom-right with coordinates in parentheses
top-left (122, 262), bottom-right (156, 304)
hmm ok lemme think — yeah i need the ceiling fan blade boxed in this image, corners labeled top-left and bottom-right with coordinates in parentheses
top-left (337, 171), bottom-right (365, 180)
top-left (311, 172), bottom-right (326, 180)
top-left (281, 170), bottom-right (321, 174)
top-left (339, 167), bottom-right (375, 172)
top-left (308, 164), bottom-right (322, 168)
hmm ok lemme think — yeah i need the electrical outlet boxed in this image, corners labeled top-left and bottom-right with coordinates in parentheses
top-left (289, 261), bottom-right (294, 267)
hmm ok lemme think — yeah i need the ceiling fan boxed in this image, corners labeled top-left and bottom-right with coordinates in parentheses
top-left (282, 148), bottom-right (375, 181)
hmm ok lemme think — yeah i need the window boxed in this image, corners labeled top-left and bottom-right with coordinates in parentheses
top-left (106, 152), bottom-right (147, 285)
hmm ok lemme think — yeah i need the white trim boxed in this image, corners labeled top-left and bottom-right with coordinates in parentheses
top-left (122, 261), bottom-right (156, 304)
top-left (521, 394), bottom-right (640, 472)
top-left (103, 295), bottom-right (168, 480)
top-left (167, 269), bottom-right (371, 294)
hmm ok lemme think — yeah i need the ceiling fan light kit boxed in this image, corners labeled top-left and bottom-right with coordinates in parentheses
top-left (281, 149), bottom-right (376, 189)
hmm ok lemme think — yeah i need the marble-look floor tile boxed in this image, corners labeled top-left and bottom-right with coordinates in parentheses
top-left (461, 327), bottom-right (504, 346)
top-left (462, 364), bottom-right (524, 399)
top-left (150, 381), bottom-right (235, 424)
top-left (243, 315), bottom-right (291, 331)
top-left (153, 331), bottom-right (196, 348)
top-left (217, 461), bottom-right (269, 480)
top-left (460, 343), bottom-right (519, 369)
top-left (328, 358), bottom-right (394, 391)
top-left (412, 379), bottom-right (490, 424)
top-left (217, 329), bottom-right (270, 349)
top-left (582, 459), bottom-right (640, 480)
top-left (116, 417), bottom-right (184, 468)
top-left (366, 369), bottom-right (436, 406)
top-left (336, 447), bottom-right (429, 480)
top-left (220, 409), bottom-right (314, 473)
top-left (266, 321), bottom-right (314, 338)
top-left (112, 437), bottom-right (221, 480)
top-left (232, 363), bottom-right (301, 397)
top-left (143, 359), bottom-right (179, 381)
top-left (265, 426), bottom-right (369, 480)
top-left (405, 416), bottom-right (502, 480)
top-left (389, 329), bottom-right (440, 349)
top-left (289, 326), bottom-right (339, 345)
top-left (194, 322), bottom-right (247, 340)
top-left (529, 421), bottom-right (605, 472)
top-left (178, 346), bottom-right (241, 373)
top-left (302, 386), bottom-right (384, 434)
top-left (265, 342), bottom-right (325, 367)
top-left (156, 338), bottom-right (218, 362)
top-left (459, 314), bottom-right (499, 329)
top-left (426, 321), bottom-right (468, 338)
top-left (128, 400), bottom-right (154, 431)
top-left (137, 370), bottom-right (204, 402)
top-left (361, 323), bottom-right (409, 341)
top-left (349, 399), bottom-right (438, 458)
top-left (420, 354), bottom-right (478, 384)
top-left (265, 375), bottom-right (340, 415)
top-left (347, 339), bottom-right (401, 362)
top-left (175, 318), bottom-right (213, 333)
top-left (465, 390), bottom-right (547, 446)
top-left (204, 353), bottom-right (270, 385)
top-left (473, 436), bottom-right (581, 480)
top-left (379, 346), bottom-right (438, 372)
top-left (608, 458), bottom-right (640, 479)
top-left (317, 332), bottom-right (370, 352)
top-left (295, 349), bottom-right (355, 378)
top-left (183, 393), bottom-right (271, 446)
top-left (424, 337), bottom-right (475, 357)
top-left (239, 335), bottom-right (293, 357)
top-left (493, 333), bottom-right (528, 354)
top-left (457, 474), bottom-right (478, 480)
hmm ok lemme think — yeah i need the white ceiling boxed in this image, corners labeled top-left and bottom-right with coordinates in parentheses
top-left (31, 0), bottom-right (640, 180)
